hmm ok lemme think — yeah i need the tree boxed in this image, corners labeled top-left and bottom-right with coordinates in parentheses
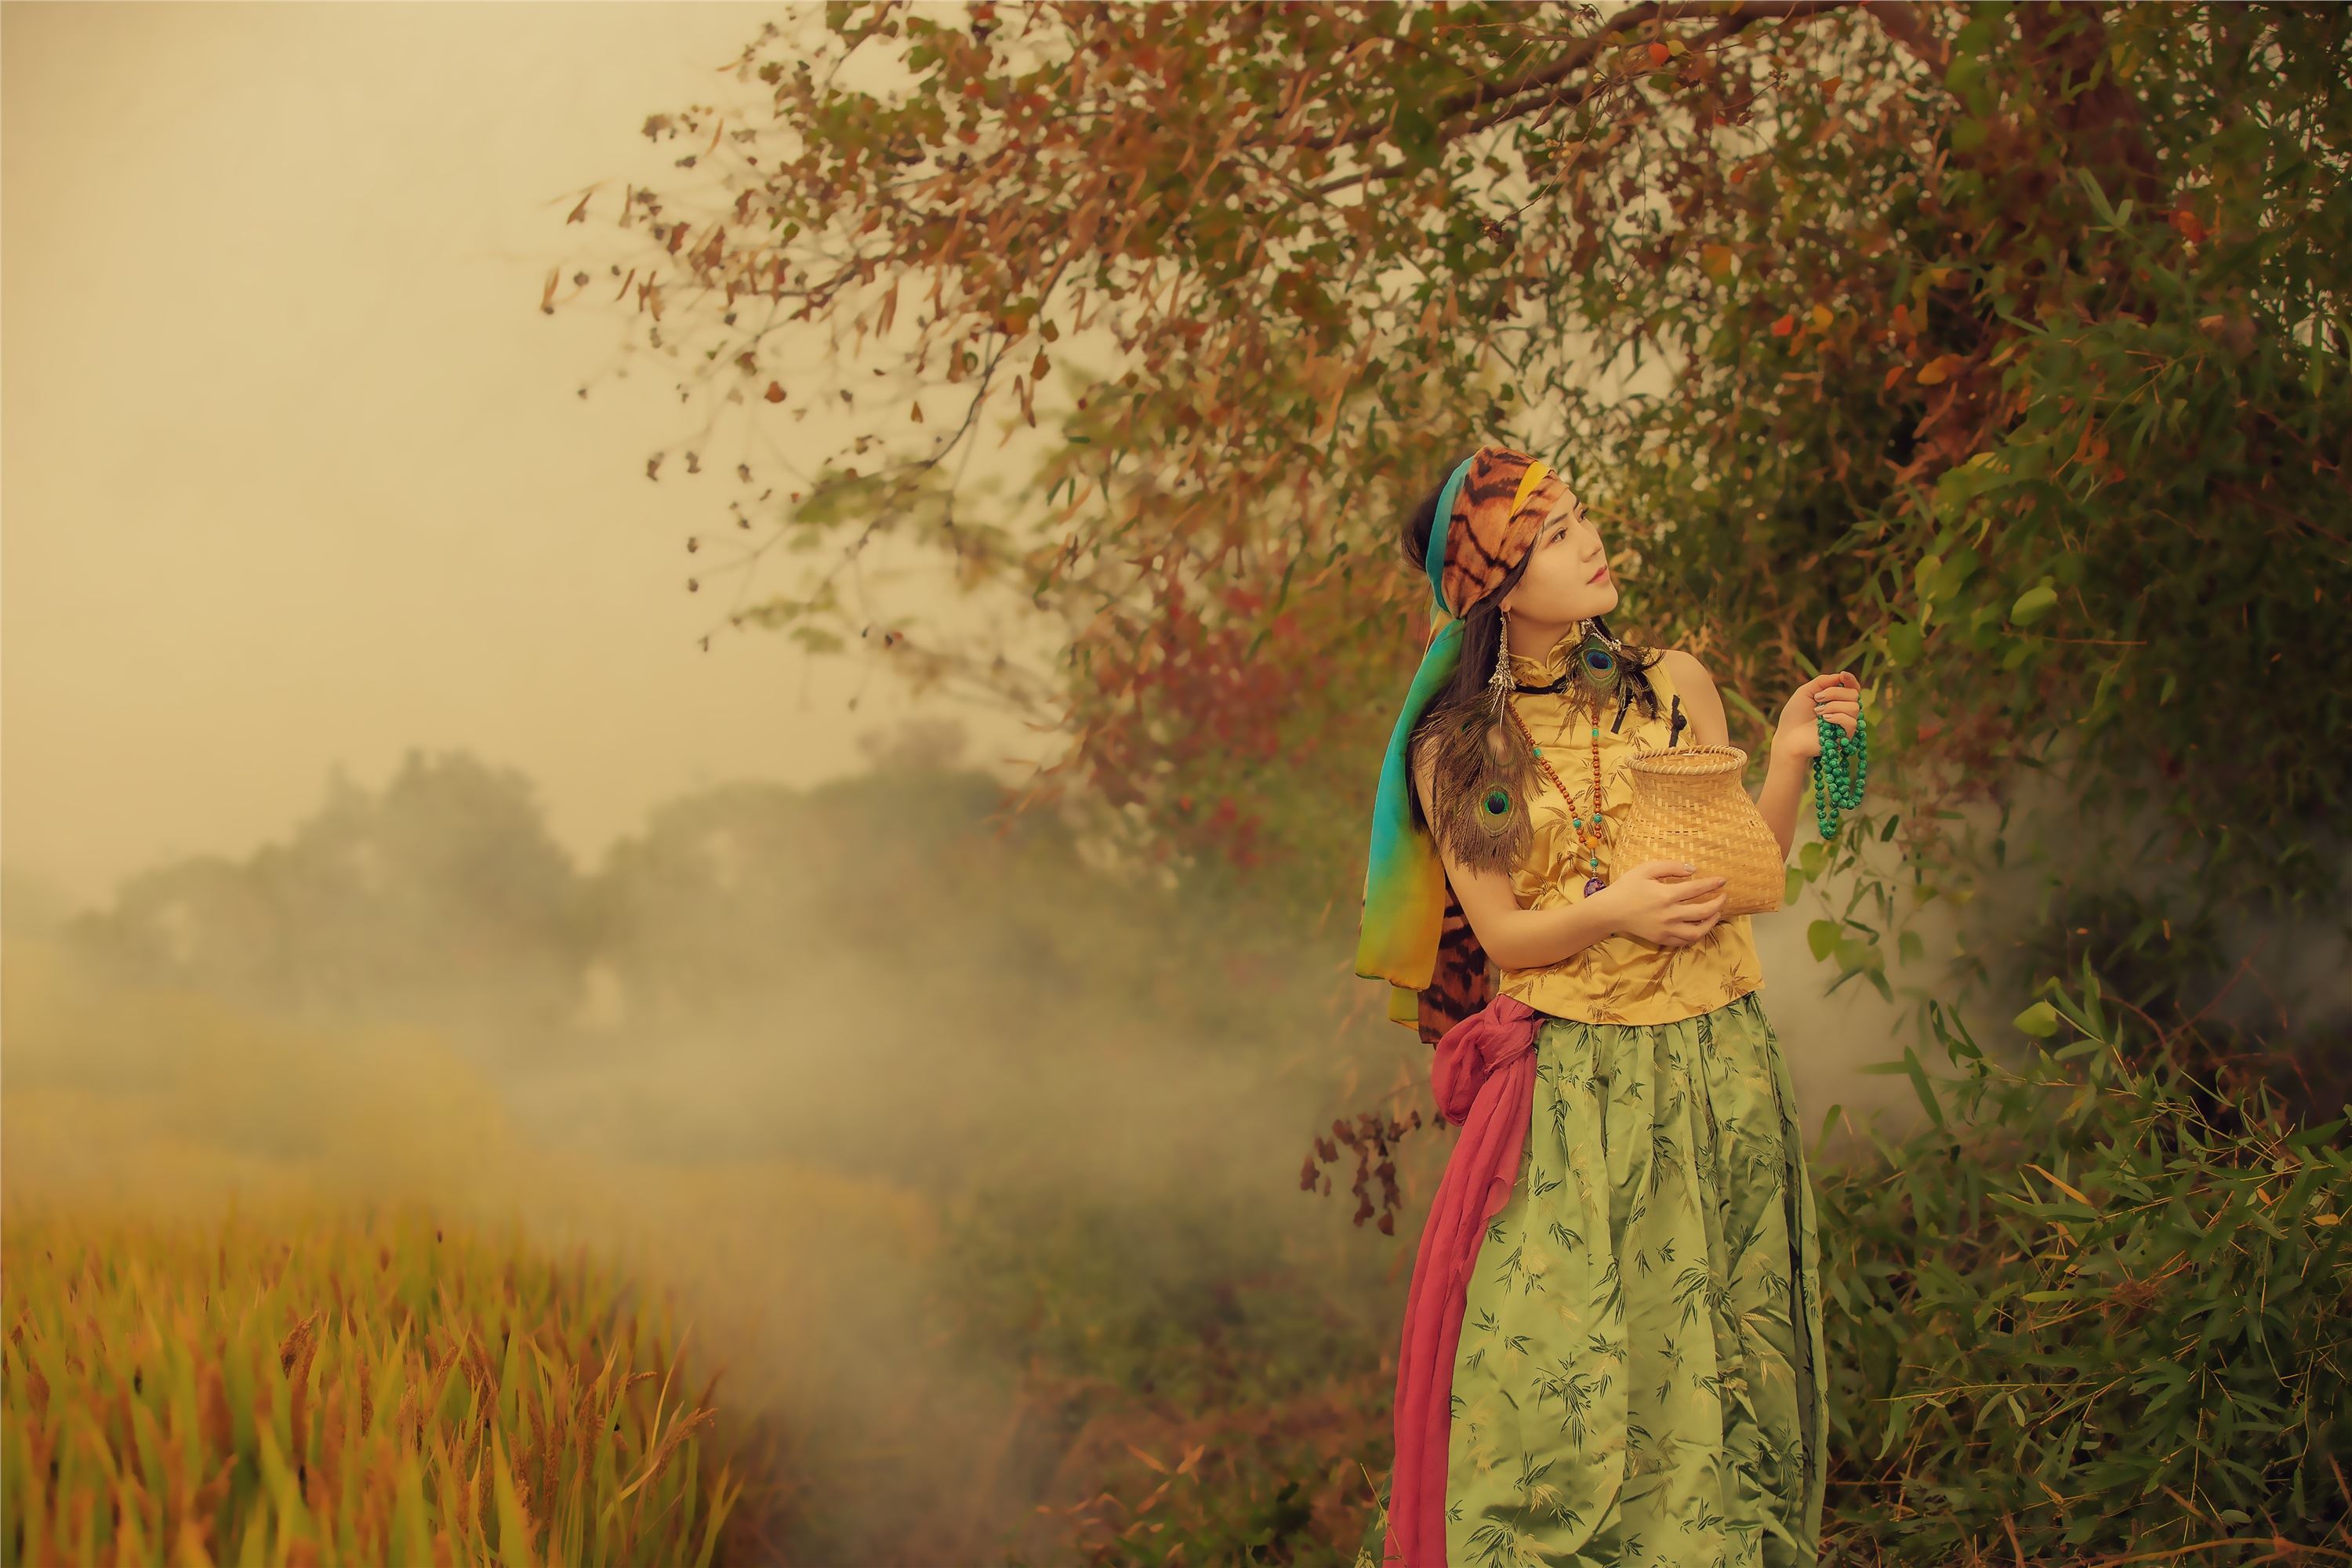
top-left (546, 1), bottom-right (2350, 1111)
top-left (71, 750), bottom-right (592, 1040)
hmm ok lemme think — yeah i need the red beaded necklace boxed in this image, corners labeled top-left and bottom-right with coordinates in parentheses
top-left (1502, 684), bottom-right (1611, 898)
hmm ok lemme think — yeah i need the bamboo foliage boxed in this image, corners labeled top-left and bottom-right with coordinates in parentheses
top-left (1809, 967), bottom-right (2352, 1553)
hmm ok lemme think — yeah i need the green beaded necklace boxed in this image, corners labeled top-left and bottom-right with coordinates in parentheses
top-left (1813, 702), bottom-right (1869, 840)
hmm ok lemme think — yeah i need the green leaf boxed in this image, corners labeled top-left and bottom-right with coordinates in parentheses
top-left (2075, 165), bottom-right (2119, 227)
top-left (1901, 1045), bottom-right (1946, 1130)
top-left (2077, 954), bottom-right (2108, 1036)
top-left (2009, 584), bottom-right (2059, 625)
top-left (493, 1428), bottom-right (539, 1568)
top-left (2285, 1117), bottom-right (2346, 1148)
top-left (1875, 1392), bottom-right (1913, 1459)
top-left (2013, 1001), bottom-right (2061, 1038)
top-left (1808, 919), bottom-right (1841, 961)
top-left (1913, 553), bottom-right (1944, 602)
top-left (391, 1454), bottom-right (434, 1565)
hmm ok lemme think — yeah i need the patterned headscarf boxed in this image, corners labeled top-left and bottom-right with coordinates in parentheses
top-left (1356, 446), bottom-right (1574, 1040)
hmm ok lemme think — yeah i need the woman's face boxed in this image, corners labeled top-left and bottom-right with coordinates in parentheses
top-left (1501, 490), bottom-right (1618, 623)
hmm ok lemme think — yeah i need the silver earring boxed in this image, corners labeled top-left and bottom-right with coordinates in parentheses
top-left (1487, 608), bottom-right (1515, 715)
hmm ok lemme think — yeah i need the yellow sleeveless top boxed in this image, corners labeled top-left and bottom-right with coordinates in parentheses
top-left (1492, 633), bottom-right (1766, 1025)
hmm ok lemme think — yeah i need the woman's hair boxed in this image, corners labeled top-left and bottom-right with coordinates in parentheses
top-left (1399, 450), bottom-right (1665, 848)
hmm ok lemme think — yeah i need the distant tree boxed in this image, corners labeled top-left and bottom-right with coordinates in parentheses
top-left (585, 733), bottom-right (1218, 1036)
top-left (70, 750), bottom-right (591, 1038)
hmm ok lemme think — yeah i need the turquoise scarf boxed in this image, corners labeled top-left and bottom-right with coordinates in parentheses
top-left (1354, 456), bottom-right (1478, 1028)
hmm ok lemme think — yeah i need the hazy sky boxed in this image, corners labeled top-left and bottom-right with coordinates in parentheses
top-left (5, 1), bottom-right (1036, 911)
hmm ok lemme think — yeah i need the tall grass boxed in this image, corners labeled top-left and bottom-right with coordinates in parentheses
top-left (2, 1202), bottom-right (747, 1566)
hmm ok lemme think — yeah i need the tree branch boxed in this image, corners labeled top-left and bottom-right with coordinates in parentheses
top-left (1865, 0), bottom-right (1953, 73)
top-left (1294, 0), bottom-right (1864, 201)
top-left (1289, 0), bottom-right (1860, 158)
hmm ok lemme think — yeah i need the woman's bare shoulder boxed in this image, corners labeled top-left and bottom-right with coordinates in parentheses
top-left (1653, 646), bottom-right (1708, 685)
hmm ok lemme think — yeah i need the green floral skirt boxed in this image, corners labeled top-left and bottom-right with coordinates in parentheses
top-left (1357, 991), bottom-right (1829, 1567)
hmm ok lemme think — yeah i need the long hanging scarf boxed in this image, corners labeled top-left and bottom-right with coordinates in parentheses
top-left (1355, 445), bottom-right (1570, 1040)
top-left (1384, 992), bottom-right (1543, 1568)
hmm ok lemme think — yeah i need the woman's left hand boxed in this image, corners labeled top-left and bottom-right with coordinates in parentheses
top-left (1771, 671), bottom-right (1861, 763)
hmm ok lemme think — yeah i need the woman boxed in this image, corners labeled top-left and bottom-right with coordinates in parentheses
top-left (1352, 445), bottom-right (1859, 1567)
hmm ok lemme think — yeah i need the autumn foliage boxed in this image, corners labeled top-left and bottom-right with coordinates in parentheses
top-left (552, 2), bottom-right (2344, 1014)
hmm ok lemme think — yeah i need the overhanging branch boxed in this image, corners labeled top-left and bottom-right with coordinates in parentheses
top-left (1293, 0), bottom-right (1875, 202)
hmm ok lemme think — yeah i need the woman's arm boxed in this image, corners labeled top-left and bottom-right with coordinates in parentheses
top-left (1412, 735), bottom-right (1624, 970)
top-left (1659, 649), bottom-right (1807, 863)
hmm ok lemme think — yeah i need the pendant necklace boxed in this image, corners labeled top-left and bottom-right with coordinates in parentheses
top-left (1503, 689), bottom-right (1610, 897)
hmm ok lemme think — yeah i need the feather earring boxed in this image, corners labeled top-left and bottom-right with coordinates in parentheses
top-left (1429, 608), bottom-right (1537, 877)
top-left (1574, 618), bottom-right (1623, 701)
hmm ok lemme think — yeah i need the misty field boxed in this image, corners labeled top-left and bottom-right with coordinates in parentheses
top-left (0, 757), bottom-right (1424, 1563)
top-left (13, 746), bottom-right (2338, 1566)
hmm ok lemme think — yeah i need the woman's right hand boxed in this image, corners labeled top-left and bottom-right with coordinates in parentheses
top-left (1595, 860), bottom-right (1728, 949)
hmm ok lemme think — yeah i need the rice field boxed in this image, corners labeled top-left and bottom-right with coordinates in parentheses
top-left (2, 1201), bottom-right (749, 1566)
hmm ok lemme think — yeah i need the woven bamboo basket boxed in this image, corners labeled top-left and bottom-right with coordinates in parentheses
top-left (1610, 744), bottom-right (1785, 916)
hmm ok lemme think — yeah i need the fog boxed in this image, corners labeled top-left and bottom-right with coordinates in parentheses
top-left (0, 719), bottom-right (1954, 1555)
top-left (2, 1), bottom-right (1040, 915)
top-left (2, 5), bottom-right (1958, 1559)
top-left (2, 728), bottom-right (1450, 1556)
